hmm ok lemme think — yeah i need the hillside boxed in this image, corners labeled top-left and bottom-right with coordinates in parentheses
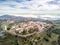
top-left (0, 18), bottom-right (60, 45)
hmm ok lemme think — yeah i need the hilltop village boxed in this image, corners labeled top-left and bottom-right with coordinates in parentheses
top-left (3, 20), bottom-right (52, 37)
top-left (0, 19), bottom-right (60, 45)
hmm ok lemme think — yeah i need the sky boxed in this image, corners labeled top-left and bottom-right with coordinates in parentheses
top-left (0, 0), bottom-right (60, 19)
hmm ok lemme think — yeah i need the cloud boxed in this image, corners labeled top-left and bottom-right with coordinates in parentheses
top-left (0, 0), bottom-right (60, 19)
top-left (21, 0), bottom-right (60, 10)
top-left (38, 14), bottom-right (60, 20)
top-left (48, 0), bottom-right (60, 4)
